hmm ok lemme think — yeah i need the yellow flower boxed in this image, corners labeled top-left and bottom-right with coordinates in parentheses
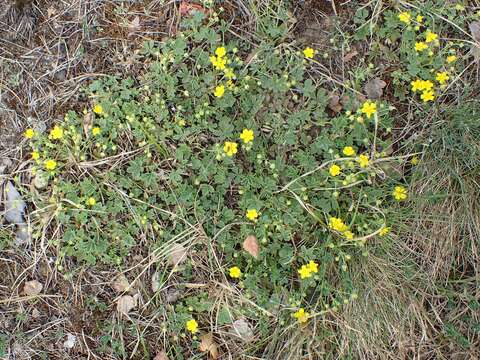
top-left (343, 230), bottom-right (354, 240)
top-left (411, 79), bottom-right (424, 92)
top-left (31, 151), bottom-right (40, 160)
top-left (360, 101), bottom-right (377, 119)
top-left (214, 85), bottom-right (225, 98)
top-left (246, 208), bottom-right (259, 221)
top-left (398, 12), bottom-right (411, 24)
top-left (416, 15), bottom-right (424, 23)
top-left (420, 90), bottom-right (435, 102)
top-left (446, 55), bottom-right (457, 63)
top-left (435, 71), bottom-right (449, 85)
top-left (186, 319), bottom-right (199, 334)
top-left (392, 186), bottom-right (408, 201)
top-left (24, 128), bottom-right (35, 139)
top-left (239, 129), bottom-right (254, 144)
top-left (215, 46), bottom-right (226, 58)
top-left (92, 127), bottom-right (101, 136)
top-left (49, 126), bottom-right (64, 140)
top-left (293, 308), bottom-right (309, 323)
top-left (329, 164), bottom-right (341, 177)
top-left (303, 47), bottom-right (315, 59)
top-left (410, 156), bottom-right (419, 165)
top-left (93, 104), bottom-right (103, 115)
top-left (425, 30), bottom-right (438, 43)
top-left (86, 197), bottom-right (96, 206)
top-left (421, 80), bottom-right (434, 91)
top-left (329, 217), bottom-right (349, 233)
top-left (223, 141), bottom-right (238, 156)
top-left (298, 265), bottom-right (311, 279)
top-left (229, 266), bottom-right (242, 279)
top-left (307, 260), bottom-right (318, 273)
top-left (379, 226), bottom-right (390, 236)
top-left (343, 146), bottom-right (356, 156)
top-left (415, 42), bottom-right (428, 52)
top-left (210, 55), bottom-right (227, 70)
top-left (45, 159), bottom-right (57, 170)
top-left (357, 154), bottom-right (370, 168)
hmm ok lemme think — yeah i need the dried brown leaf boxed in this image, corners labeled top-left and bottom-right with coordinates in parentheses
top-left (154, 351), bottom-right (169, 360)
top-left (364, 78), bottom-right (387, 99)
top-left (469, 21), bottom-right (480, 61)
top-left (116, 295), bottom-right (136, 315)
top-left (128, 16), bottom-right (141, 35)
top-left (23, 280), bottom-right (43, 296)
top-left (243, 235), bottom-right (259, 259)
top-left (199, 333), bottom-right (219, 359)
top-left (168, 243), bottom-right (187, 266)
top-left (82, 112), bottom-right (92, 139)
top-left (343, 50), bottom-right (358, 62)
top-left (328, 94), bottom-right (342, 113)
top-left (470, 21), bottom-right (480, 42)
top-left (179, 2), bottom-right (209, 17)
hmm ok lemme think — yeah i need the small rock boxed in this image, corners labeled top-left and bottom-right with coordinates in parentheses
top-left (33, 170), bottom-right (48, 189)
top-left (112, 274), bottom-right (130, 293)
top-left (4, 181), bottom-right (26, 224)
top-left (231, 319), bottom-right (254, 343)
top-left (63, 333), bottom-right (76, 349)
top-left (163, 287), bottom-right (181, 304)
top-left (151, 271), bottom-right (160, 293)
top-left (15, 224), bottom-right (31, 246)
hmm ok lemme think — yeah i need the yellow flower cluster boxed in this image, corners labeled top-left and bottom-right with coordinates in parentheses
top-left (211, 47), bottom-right (237, 98)
top-left (329, 217), bottom-right (354, 239)
top-left (210, 46), bottom-right (227, 70)
top-left (410, 79), bottom-right (435, 102)
top-left (223, 129), bottom-right (254, 157)
top-left (298, 260), bottom-right (318, 279)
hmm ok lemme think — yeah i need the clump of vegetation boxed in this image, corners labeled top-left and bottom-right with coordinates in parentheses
top-left (2, 0), bottom-right (479, 358)
top-left (20, 9), bottom-right (415, 356)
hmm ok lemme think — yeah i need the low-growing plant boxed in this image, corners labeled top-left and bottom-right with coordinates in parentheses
top-left (22, 11), bottom-right (418, 357)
